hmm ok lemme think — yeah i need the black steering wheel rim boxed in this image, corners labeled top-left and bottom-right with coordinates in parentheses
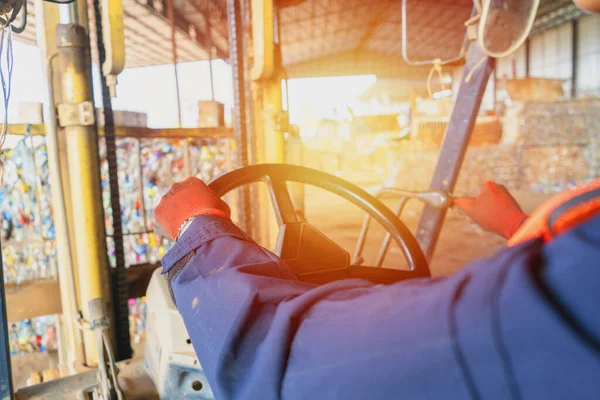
top-left (209, 164), bottom-right (430, 277)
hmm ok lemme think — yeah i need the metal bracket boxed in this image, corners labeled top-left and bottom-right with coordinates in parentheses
top-left (57, 101), bottom-right (96, 127)
top-left (88, 298), bottom-right (124, 400)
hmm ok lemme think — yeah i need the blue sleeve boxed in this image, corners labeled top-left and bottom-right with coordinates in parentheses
top-left (161, 215), bottom-right (600, 400)
top-left (161, 216), bottom-right (477, 399)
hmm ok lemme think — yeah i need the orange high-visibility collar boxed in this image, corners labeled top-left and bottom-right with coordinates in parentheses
top-left (508, 178), bottom-right (600, 247)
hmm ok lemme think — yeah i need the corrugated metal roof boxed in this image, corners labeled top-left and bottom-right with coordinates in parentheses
top-left (278, 0), bottom-right (583, 77)
top-left (278, 0), bottom-right (470, 77)
top-left (13, 0), bottom-right (582, 74)
top-left (17, 0), bottom-right (228, 68)
top-left (532, 0), bottom-right (586, 35)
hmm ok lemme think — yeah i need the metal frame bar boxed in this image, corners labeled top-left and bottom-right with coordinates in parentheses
top-left (167, 0), bottom-right (183, 127)
top-left (205, 13), bottom-right (216, 101)
top-left (227, 0), bottom-right (252, 233)
top-left (415, 41), bottom-right (495, 261)
top-left (571, 18), bottom-right (578, 98)
top-left (525, 38), bottom-right (531, 77)
top-left (0, 241), bottom-right (14, 399)
top-left (2, 124), bottom-right (234, 138)
top-left (352, 189), bottom-right (411, 267)
top-left (144, 0), bottom-right (227, 60)
top-left (353, 188), bottom-right (451, 268)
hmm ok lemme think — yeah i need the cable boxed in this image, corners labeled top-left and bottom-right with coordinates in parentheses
top-left (0, 20), bottom-right (14, 154)
top-left (426, 59), bottom-right (447, 99)
top-left (42, 0), bottom-right (77, 3)
top-left (10, 0), bottom-right (27, 34)
top-left (0, 0), bottom-right (27, 34)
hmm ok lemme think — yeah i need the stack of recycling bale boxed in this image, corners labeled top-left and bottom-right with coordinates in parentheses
top-left (392, 98), bottom-right (600, 195)
top-left (516, 99), bottom-right (600, 192)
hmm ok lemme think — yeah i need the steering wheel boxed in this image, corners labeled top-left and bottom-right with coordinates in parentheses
top-left (209, 164), bottom-right (430, 284)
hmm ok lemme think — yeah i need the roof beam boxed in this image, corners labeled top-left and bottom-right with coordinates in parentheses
top-left (187, 5), bottom-right (229, 59)
top-left (531, 2), bottom-right (584, 35)
top-left (143, 0), bottom-right (228, 59)
top-left (284, 50), bottom-right (432, 78)
top-left (280, 3), bottom-right (372, 26)
top-left (355, 0), bottom-right (394, 53)
top-left (189, 0), bottom-right (230, 53)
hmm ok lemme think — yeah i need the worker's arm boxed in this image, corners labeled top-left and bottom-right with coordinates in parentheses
top-left (155, 178), bottom-right (476, 399)
top-left (156, 178), bottom-right (600, 400)
top-left (161, 214), bottom-right (477, 400)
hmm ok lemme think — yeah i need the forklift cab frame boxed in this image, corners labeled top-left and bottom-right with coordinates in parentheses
top-left (0, 0), bottom-right (542, 398)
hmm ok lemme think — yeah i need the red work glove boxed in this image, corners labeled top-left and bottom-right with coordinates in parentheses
top-left (453, 181), bottom-right (527, 239)
top-left (154, 177), bottom-right (230, 240)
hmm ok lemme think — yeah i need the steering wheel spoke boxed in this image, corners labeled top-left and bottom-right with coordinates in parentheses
top-left (266, 178), bottom-right (299, 226)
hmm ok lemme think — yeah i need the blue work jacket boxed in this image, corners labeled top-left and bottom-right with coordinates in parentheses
top-left (161, 214), bottom-right (600, 399)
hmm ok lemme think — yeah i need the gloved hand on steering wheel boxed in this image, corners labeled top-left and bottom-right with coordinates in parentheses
top-left (453, 180), bottom-right (527, 239)
top-left (154, 177), bottom-right (230, 241)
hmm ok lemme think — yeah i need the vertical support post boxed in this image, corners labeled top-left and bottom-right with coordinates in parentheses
top-left (263, 79), bottom-right (284, 164)
top-left (0, 243), bottom-right (14, 399)
top-left (261, 78), bottom-right (284, 247)
top-left (57, 23), bottom-right (111, 365)
top-left (252, 5), bottom-right (286, 247)
top-left (571, 19), bottom-right (578, 99)
top-left (241, 0), bottom-right (260, 241)
top-left (525, 39), bottom-right (530, 77)
top-left (36, 0), bottom-right (87, 370)
top-left (206, 16), bottom-right (216, 101)
top-left (266, 7), bottom-right (285, 165)
top-left (493, 66), bottom-right (497, 109)
top-left (415, 42), bottom-right (495, 260)
top-left (227, 0), bottom-right (252, 233)
top-left (167, 0), bottom-right (183, 127)
top-left (287, 127), bottom-right (305, 219)
top-left (208, 53), bottom-right (215, 101)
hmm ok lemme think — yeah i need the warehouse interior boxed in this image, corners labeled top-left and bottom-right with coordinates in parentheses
top-left (0, 0), bottom-right (599, 397)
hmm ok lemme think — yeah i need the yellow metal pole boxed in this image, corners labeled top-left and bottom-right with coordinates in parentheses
top-left (249, 0), bottom-right (289, 248)
top-left (261, 78), bottom-right (285, 248)
top-left (35, 0), bottom-right (86, 370)
top-left (263, 78), bottom-right (285, 164)
top-left (250, 83), bottom-right (271, 246)
top-left (57, 23), bottom-right (110, 366)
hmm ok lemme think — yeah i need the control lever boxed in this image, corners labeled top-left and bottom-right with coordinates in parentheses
top-left (393, 189), bottom-right (453, 210)
top-left (353, 188), bottom-right (453, 267)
